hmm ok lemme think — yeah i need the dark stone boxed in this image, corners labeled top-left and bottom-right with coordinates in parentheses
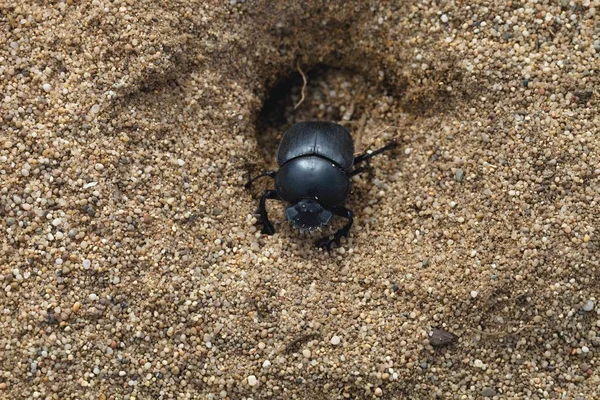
top-left (574, 91), bottom-right (593, 105)
top-left (428, 327), bottom-right (457, 347)
top-left (84, 205), bottom-right (96, 217)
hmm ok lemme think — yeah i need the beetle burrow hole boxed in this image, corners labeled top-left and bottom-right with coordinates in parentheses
top-left (254, 63), bottom-right (396, 169)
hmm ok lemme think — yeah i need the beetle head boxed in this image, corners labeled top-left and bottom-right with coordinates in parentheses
top-left (285, 199), bottom-right (332, 232)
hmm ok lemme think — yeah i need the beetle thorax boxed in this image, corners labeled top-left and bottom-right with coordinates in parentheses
top-left (274, 156), bottom-right (350, 208)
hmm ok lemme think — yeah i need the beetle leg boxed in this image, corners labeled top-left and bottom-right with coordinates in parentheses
top-left (353, 139), bottom-right (398, 165)
top-left (245, 171), bottom-right (277, 189)
top-left (316, 206), bottom-right (353, 250)
top-left (258, 190), bottom-right (281, 235)
top-left (348, 166), bottom-right (367, 177)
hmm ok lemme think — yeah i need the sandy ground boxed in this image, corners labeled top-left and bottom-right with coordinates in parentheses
top-left (1, 1), bottom-right (599, 399)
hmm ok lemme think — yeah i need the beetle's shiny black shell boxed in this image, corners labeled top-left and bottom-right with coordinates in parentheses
top-left (275, 156), bottom-right (349, 207)
top-left (276, 121), bottom-right (354, 169)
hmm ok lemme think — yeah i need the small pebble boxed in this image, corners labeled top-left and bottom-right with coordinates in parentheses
top-left (582, 300), bottom-right (595, 312)
top-left (470, 290), bottom-right (478, 299)
top-left (330, 335), bottom-right (341, 345)
top-left (247, 375), bottom-right (258, 386)
top-left (84, 205), bottom-right (96, 217)
top-left (482, 387), bottom-right (497, 397)
top-left (454, 168), bottom-right (464, 182)
top-left (83, 182), bottom-right (98, 189)
top-left (42, 83), bottom-right (52, 92)
top-left (581, 363), bottom-right (590, 371)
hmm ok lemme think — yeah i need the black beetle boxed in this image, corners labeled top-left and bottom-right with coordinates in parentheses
top-left (246, 121), bottom-right (397, 249)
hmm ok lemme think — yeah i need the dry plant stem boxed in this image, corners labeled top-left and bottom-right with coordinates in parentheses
top-left (294, 61), bottom-right (307, 110)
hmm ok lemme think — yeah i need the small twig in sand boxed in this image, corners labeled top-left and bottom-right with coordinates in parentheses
top-left (354, 113), bottom-right (368, 148)
top-left (285, 333), bottom-right (321, 354)
top-left (479, 323), bottom-right (535, 339)
top-left (294, 61), bottom-right (307, 110)
top-left (341, 84), bottom-right (364, 122)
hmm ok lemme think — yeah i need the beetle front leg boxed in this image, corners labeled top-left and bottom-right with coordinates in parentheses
top-left (245, 171), bottom-right (277, 189)
top-left (258, 190), bottom-right (281, 235)
top-left (348, 166), bottom-right (367, 178)
top-left (353, 140), bottom-right (398, 166)
top-left (316, 206), bottom-right (353, 250)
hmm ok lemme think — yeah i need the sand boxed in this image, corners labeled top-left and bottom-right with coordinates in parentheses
top-left (1, 0), bottom-right (599, 399)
